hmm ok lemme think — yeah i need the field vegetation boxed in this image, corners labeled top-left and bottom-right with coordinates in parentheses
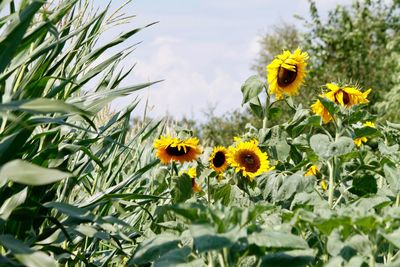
top-left (0, 0), bottom-right (400, 266)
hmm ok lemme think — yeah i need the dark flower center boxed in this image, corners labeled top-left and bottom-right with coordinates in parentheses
top-left (342, 91), bottom-right (350, 105)
top-left (239, 151), bottom-right (261, 173)
top-left (166, 145), bottom-right (190, 156)
top-left (212, 151), bottom-right (226, 168)
top-left (334, 90), bottom-right (350, 105)
top-left (277, 66), bottom-right (297, 87)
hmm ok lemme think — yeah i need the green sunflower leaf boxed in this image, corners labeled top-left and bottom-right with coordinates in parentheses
top-left (349, 174), bottom-right (378, 196)
top-left (129, 234), bottom-right (180, 265)
top-left (241, 75), bottom-right (265, 105)
top-left (171, 175), bottom-right (193, 203)
top-left (383, 165), bottom-right (400, 193)
top-left (354, 126), bottom-right (379, 138)
top-left (318, 97), bottom-right (339, 119)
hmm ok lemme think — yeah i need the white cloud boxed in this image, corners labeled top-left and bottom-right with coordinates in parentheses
top-left (112, 35), bottom-right (252, 121)
top-left (109, 0), bottom-right (354, 121)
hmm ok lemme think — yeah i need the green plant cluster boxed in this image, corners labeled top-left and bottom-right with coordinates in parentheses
top-left (0, 1), bottom-right (162, 265)
top-left (132, 72), bottom-right (400, 266)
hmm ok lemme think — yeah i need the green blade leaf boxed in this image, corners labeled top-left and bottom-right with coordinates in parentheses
top-left (0, 160), bottom-right (71, 186)
top-left (0, 187), bottom-right (27, 220)
top-left (0, 1), bottom-right (44, 73)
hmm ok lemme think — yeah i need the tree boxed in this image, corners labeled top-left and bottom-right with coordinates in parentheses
top-left (251, 23), bottom-right (300, 77)
top-left (302, 0), bottom-right (400, 104)
top-left (251, 0), bottom-right (400, 122)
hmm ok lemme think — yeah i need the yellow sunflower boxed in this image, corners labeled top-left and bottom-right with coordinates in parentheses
top-left (209, 146), bottom-right (229, 173)
top-left (324, 83), bottom-right (371, 107)
top-left (320, 180), bottom-right (328, 191)
top-left (311, 99), bottom-right (333, 123)
top-left (304, 165), bottom-right (318, 176)
top-left (354, 136), bottom-right (368, 147)
top-left (311, 83), bottom-right (372, 123)
top-left (228, 140), bottom-right (273, 181)
top-left (154, 135), bottom-right (202, 164)
top-left (267, 48), bottom-right (309, 100)
top-left (363, 121), bottom-right (375, 128)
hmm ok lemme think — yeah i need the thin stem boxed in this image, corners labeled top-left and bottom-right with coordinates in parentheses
top-left (369, 254), bottom-right (376, 267)
top-left (262, 85), bottom-right (270, 131)
top-left (332, 186), bottom-right (351, 209)
top-left (207, 175), bottom-right (211, 205)
top-left (328, 160), bottom-right (335, 208)
top-left (218, 251), bottom-right (227, 267)
top-left (262, 117), bottom-right (268, 130)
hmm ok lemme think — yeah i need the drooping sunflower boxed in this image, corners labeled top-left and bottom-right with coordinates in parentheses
top-left (209, 146), bottom-right (229, 174)
top-left (154, 135), bottom-right (202, 164)
top-left (228, 140), bottom-right (273, 181)
top-left (267, 48), bottom-right (309, 100)
top-left (311, 83), bottom-right (372, 123)
top-left (324, 83), bottom-right (371, 107)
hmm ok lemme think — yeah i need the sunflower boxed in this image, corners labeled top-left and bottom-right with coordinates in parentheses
top-left (228, 140), bottom-right (273, 181)
top-left (363, 121), bottom-right (375, 128)
top-left (267, 48), bottom-right (309, 100)
top-left (311, 83), bottom-right (372, 123)
top-left (154, 135), bottom-right (202, 164)
top-left (320, 180), bottom-right (328, 191)
top-left (324, 83), bottom-right (371, 107)
top-left (354, 136), bottom-right (368, 147)
top-left (181, 167), bottom-right (201, 192)
top-left (209, 146), bottom-right (229, 173)
top-left (311, 99), bottom-right (333, 123)
top-left (304, 165), bottom-right (318, 176)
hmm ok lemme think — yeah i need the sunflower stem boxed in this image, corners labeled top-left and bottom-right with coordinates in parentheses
top-left (207, 175), bottom-right (211, 205)
top-left (328, 160), bottom-right (335, 208)
top-left (263, 85), bottom-right (270, 131)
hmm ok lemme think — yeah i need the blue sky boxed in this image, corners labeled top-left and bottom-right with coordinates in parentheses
top-left (107, 0), bottom-right (351, 121)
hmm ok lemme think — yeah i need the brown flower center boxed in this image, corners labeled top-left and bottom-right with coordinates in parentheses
top-left (212, 151), bottom-right (226, 168)
top-left (239, 151), bottom-right (261, 173)
top-left (342, 91), bottom-right (350, 105)
top-left (334, 90), bottom-right (350, 106)
top-left (277, 66), bottom-right (297, 87)
top-left (166, 145), bottom-right (190, 156)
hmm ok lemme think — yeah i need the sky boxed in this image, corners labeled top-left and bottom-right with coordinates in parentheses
top-left (105, 0), bottom-right (351, 121)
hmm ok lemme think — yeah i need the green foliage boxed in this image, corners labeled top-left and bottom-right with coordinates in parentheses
top-left (251, 0), bottom-right (400, 122)
top-left (303, 0), bottom-right (400, 106)
top-left (251, 23), bottom-right (300, 76)
top-left (2, 0), bottom-right (400, 266)
top-left (0, 0), bottom-right (160, 265)
top-left (194, 109), bottom-right (262, 146)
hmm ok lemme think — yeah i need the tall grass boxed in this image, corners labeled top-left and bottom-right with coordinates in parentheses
top-left (0, 0), bottom-right (162, 265)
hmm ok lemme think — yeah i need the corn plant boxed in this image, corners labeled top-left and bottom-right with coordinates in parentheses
top-left (0, 0), bottom-right (162, 266)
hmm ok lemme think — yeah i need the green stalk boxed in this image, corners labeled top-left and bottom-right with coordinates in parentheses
top-left (262, 85), bottom-right (270, 131)
top-left (328, 160), bottom-right (335, 208)
top-left (369, 254), bottom-right (376, 267)
top-left (207, 175), bottom-right (211, 205)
